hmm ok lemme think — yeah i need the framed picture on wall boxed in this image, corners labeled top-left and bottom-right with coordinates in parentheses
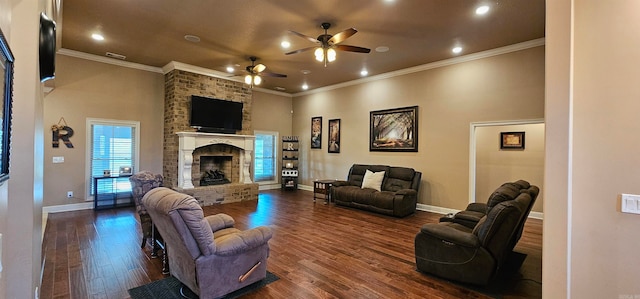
top-left (500, 131), bottom-right (525, 149)
top-left (311, 116), bottom-right (322, 149)
top-left (0, 28), bottom-right (15, 183)
top-left (328, 119), bottom-right (340, 153)
top-left (370, 106), bottom-right (418, 152)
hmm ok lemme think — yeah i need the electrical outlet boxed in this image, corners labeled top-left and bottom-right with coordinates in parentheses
top-left (67, 191), bottom-right (73, 198)
top-left (621, 193), bottom-right (640, 214)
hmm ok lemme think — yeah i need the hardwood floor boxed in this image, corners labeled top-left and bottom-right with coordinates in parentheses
top-left (40, 189), bottom-right (542, 299)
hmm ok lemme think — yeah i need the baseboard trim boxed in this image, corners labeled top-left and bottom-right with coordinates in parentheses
top-left (416, 204), bottom-right (459, 215)
top-left (298, 184), bottom-right (313, 192)
top-left (258, 183), bottom-right (282, 191)
top-left (43, 202), bottom-right (94, 213)
top-left (416, 203), bottom-right (544, 220)
top-left (529, 211), bottom-right (544, 220)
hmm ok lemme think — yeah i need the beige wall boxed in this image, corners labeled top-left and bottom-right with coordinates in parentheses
top-left (43, 55), bottom-right (165, 206)
top-left (545, 0), bottom-right (640, 297)
top-left (475, 123), bottom-right (544, 213)
top-left (1, 0), bottom-right (47, 298)
top-left (292, 46), bottom-right (545, 210)
top-left (251, 91), bottom-right (293, 135)
top-left (251, 90), bottom-right (293, 183)
top-left (0, 1), bottom-right (10, 294)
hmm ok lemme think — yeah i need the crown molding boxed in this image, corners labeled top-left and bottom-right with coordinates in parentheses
top-left (58, 48), bottom-right (164, 73)
top-left (163, 61), bottom-right (292, 97)
top-left (59, 37), bottom-right (544, 98)
top-left (293, 38), bottom-right (546, 97)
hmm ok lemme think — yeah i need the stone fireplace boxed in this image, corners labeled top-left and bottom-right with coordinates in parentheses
top-left (198, 155), bottom-right (232, 186)
top-left (173, 132), bottom-right (257, 205)
top-left (162, 64), bottom-right (258, 205)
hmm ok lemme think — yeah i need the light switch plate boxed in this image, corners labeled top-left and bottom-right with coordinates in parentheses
top-left (52, 156), bottom-right (64, 163)
top-left (621, 193), bottom-right (640, 214)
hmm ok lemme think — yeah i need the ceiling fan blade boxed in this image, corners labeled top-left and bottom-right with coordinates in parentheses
top-left (261, 71), bottom-right (287, 78)
top-left (253, 63), bottom-right (266, 73)
top-left (328, 28), bottom-right (357, 45)
top-left (335, 44), bottom-right (371, 53)
top-left (285, 46), bottom-right (317, 55)
top-left (288, 30), bottom-right (320, 44)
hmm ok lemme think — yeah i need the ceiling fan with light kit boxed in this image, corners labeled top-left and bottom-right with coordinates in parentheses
top-left (242, 56), bottom-right (287, 88)
top-left (286, 22), bottom-right (371, 67)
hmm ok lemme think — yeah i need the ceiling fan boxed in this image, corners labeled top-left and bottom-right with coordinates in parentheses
top-left (286, 22), bottom-right (371, 67)
top-left (242, 56), bottom-right (287, 87)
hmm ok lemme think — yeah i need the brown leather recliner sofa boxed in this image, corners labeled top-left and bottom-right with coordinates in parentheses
top-left (331, 164), bottom-right (422, 217)
top-left (414, 181), bottom-right (539, 286)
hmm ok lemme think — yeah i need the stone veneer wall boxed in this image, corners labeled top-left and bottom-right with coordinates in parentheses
top-left (163, 69), bottom-right (253, 189)
top-left (175, 183), bottom-right (259, 206)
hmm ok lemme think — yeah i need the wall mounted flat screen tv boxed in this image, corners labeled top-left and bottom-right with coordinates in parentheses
top-left (190, 95), bottom-right (243, 133)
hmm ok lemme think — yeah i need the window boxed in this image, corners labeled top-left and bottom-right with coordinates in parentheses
top-left (254, 131), bottom-right (278, 183)
top-left (87, 119), bottom-right (140, 198)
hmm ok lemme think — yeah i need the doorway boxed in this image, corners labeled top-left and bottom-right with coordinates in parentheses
top-left (469, 119), bottom-right (544, 219)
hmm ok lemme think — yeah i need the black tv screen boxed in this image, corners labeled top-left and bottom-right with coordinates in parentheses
top-left (190, 96), bottom-right (243, 133)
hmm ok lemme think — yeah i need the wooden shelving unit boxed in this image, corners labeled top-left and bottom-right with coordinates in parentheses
top-left (281, 136), bottom-right (299, 190)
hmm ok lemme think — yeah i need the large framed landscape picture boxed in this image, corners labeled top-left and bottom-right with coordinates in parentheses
top-left (370, 106), bottom-right (418, 152)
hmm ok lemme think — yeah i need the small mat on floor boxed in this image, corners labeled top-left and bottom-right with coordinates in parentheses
top-left (128, 271), bottom-right (279, 299)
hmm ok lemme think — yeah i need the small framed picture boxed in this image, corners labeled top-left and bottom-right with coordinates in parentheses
top-left (500, 131), bottom-right (525, 150)
top-left (119, 166), bottom-right (133, 175)
top-left (328, 119), bottom-right (340, 153)
top-left (311, 116), bottom-right (322, 149)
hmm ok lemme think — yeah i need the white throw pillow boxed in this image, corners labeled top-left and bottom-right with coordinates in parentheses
top-left (361, 170), bottom-right (385, 191)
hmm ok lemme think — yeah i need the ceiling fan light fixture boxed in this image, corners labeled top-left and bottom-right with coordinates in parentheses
top-left (253, 75), bottom-right (262, 85)
top-left (245, 75), bottom-right (252, 85)
top-left (314, 48), bottom-right (324, 62)
top-left (327, 48), bottom-right (337, 62)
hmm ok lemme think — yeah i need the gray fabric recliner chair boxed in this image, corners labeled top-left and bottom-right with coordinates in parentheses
top-left (129, 171), bottom-right (164, 248)
top-left (415, 187), bottom-right (534, 286)
top-left (143, 187), bottom-right (273, 298)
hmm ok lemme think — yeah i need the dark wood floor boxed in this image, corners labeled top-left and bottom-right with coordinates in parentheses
top-left (40, 189), bottom-right (542, 299)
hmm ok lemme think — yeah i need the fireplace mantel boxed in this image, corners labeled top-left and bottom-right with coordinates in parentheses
top-left (176, 132), bottom-right (255, 189)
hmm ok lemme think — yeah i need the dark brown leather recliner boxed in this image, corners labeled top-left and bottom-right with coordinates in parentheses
top-left (414, 183), bottom-right (537, 286)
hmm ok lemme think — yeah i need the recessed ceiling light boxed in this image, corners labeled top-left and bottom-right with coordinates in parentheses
top-left (281, 41), bottom-right (291, 48)
top-left (375, 46), bottom-right (390, 53)
top-left (360, 69), bottom-right (368, 76)
top-left (452, 46), bottom-right (463, 54)
top-left (226, 66), bottom-right (235, 73)
top-left (91, 33), bottom-right (104, 41)
top-left (184, 34), bottom-right (201, 42)
top-left (476, 5), bottom-right (490, 15)
top-left (302, 84), bottom-right (309, 90)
